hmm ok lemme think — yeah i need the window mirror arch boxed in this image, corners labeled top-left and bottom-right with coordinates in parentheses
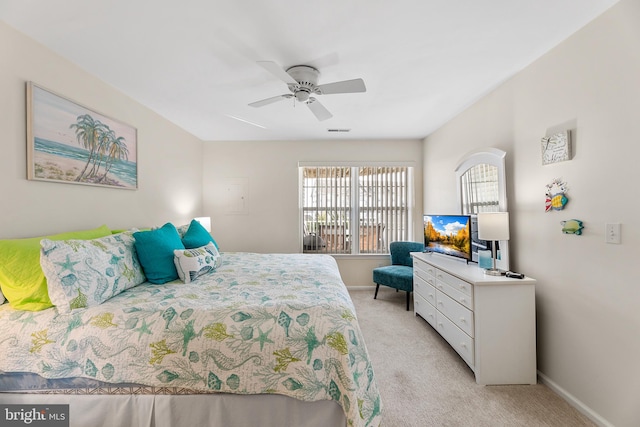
top-left (455, 148), bottom-right (509, 270)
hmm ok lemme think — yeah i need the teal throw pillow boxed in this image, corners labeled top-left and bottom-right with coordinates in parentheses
top-left (182, 219), bottom-right (219, 250)
top-left (133, 223), bottom-right (185, 284)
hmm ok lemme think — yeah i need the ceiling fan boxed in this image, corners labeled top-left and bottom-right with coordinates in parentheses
top-left (249, 61), bottom-right (366, 121)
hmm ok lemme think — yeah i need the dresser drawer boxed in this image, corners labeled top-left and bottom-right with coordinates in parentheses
top-left (436, 290), bottom-right (474, 337)
top-left (435, 278), bottom-right (474, 310)
top-left (414, 259), bottom-right (437, 278)
top-left (436, 311), bottom-right (474, 367)
top-left (414, 293), bottom-right (437, 328)
top-left (414, 276), bottom-right (437, 305)
top-left (435, 269), bottom-right (473, 297)
top-left (414, 262), bottom-right (435, 285)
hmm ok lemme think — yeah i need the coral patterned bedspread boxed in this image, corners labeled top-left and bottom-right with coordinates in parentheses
top-left (0, 253), bottom-right (382, 427)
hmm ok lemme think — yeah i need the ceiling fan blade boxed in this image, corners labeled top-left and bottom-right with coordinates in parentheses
top-left (249, 94), bottom-right (292, 108)
top-left (317, 78), bottom-right (366, 95)
top-left (257, 61), bottom-right (298, 85)
top-left (307, 98), bottom-right (333, 121)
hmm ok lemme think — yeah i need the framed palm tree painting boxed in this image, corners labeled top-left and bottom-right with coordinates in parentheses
top-left (27, 82), bottom-right (138, 190)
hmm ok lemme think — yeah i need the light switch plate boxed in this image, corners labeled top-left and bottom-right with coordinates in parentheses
top-left (605, 223), bottom-right (621, 244)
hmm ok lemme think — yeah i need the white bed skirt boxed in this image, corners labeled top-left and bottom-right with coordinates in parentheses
top-left (0, 393), bottom-right (347, 427)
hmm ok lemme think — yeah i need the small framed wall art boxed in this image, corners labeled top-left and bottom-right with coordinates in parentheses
top-left (541, 130), bottom-right (571, 165)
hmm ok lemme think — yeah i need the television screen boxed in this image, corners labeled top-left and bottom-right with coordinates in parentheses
top-left (423, 214), bottom-right (472, 261)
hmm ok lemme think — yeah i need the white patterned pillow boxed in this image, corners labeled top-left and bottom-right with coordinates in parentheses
top-left (173, 242), bottom-right (222, 283)
top-left (175, 223), bottom-right (189, 238)
top-left (40, 230), bottom-right (146, 313)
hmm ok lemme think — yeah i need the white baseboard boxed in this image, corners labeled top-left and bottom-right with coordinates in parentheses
top-left (537, 371), bottom-right (613, 427)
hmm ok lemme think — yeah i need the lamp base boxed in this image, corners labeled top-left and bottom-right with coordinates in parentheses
top-left (484, 268), bottom-right (506, 276)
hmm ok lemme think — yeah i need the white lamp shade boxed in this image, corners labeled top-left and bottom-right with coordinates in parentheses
top-left (477, 212), bottom-right (510, 241)
top-left (194, 216), bottom-right (211, 232)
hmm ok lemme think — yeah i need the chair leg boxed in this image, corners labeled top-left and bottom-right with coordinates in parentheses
top-left (406, 291), bottom-right (411, 311)
top-left (374, 284), bottom-right (380, 299)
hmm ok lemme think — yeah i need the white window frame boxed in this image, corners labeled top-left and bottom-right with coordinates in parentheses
top-left (299, 161), bottom-right (415, 255)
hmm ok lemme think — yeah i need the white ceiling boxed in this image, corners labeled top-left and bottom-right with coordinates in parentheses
top-left (1, 0), bottom-right (618, 141)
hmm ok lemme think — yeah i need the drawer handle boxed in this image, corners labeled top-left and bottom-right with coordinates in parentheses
top-left (437, 285), bottom-right (444, 289)
top-left (461, 343), bottom-right (467, 348)
top-left (438, 301), bottom-right (443, 306)
top-left (460, 298), bottom-right (466, 303)
top-left (428, 293), bottom-right (434, 298)
top-left (438, 322), bottom-right (443, 328)
top-left (460, 317), bottom-right (466, 323)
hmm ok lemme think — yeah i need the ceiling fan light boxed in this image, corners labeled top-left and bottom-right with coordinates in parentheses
top-left (295, 91), bottom-right (310, 102)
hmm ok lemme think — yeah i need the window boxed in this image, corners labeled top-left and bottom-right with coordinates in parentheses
top-left (300, 164), bottom-right (413, 254)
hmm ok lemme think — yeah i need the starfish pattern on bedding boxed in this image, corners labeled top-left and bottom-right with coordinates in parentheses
top-left (55, 254), bottom-right (80, 272)
top-left (254, 326), bottom-right (274, 351)
top-left (134, 319), bottom-right (155, 339)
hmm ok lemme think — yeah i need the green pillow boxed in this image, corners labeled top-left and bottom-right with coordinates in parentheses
top-left (133, 223), bottom-right (185, 284)
top-left (0, 225), bottom-right (112, 311)
top-left (182, 219), bottom-right (219, 250)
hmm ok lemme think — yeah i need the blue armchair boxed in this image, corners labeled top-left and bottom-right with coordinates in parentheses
top-left (373, 241), bottom-right (424, 310)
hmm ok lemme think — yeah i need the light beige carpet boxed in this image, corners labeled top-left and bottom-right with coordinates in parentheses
top-left (349, 288), bottom-right (595, 427)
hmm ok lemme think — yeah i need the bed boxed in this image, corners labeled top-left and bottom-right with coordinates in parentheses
top-left (0, 224), bottom-right (382, 427)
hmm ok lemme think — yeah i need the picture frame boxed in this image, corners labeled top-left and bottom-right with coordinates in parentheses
top-left (541, 130), bottom-right (571, 165)
top-left (27, 82), bottom-right (138, 190)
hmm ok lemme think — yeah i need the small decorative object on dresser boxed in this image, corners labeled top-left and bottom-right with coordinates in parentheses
top-left (411, 251), bottom-right (537, 385)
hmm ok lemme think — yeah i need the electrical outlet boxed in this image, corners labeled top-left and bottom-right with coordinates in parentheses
top-left (605, 223), bottom-right (621, 244)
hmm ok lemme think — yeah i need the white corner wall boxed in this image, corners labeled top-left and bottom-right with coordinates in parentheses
top-left (201, 139), bottom-right (423, 287)
top-left (423, 1), bottom-right (639, 426)
top-left (0, 22), bottom-right (204, 238)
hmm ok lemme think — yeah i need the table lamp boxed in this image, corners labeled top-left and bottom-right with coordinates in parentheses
top-left (477, 212), bottom-right (510, 276)
top-left (194, 216), bottom-right (211, 232)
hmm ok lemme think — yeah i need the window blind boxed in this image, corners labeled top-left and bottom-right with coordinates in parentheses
top-left (301, 165), bottom-right (411, 254)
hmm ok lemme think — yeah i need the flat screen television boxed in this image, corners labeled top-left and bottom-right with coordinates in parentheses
top-left (423, 214), bottom-right (472, 262)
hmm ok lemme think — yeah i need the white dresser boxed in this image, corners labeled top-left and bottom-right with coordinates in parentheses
top-left (411, 252), bottom-right (537, 385)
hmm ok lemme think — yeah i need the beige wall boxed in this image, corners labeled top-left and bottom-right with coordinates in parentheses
top-left (202, 139), bottom-right (423, 286)
top-left (423, 1), bottom-right (639, 426)
top-left (0, 21), bottom-right (204, 238)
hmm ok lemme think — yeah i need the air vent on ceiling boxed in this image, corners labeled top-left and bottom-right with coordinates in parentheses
top-left (327, 128), bottom-right (351, 133)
